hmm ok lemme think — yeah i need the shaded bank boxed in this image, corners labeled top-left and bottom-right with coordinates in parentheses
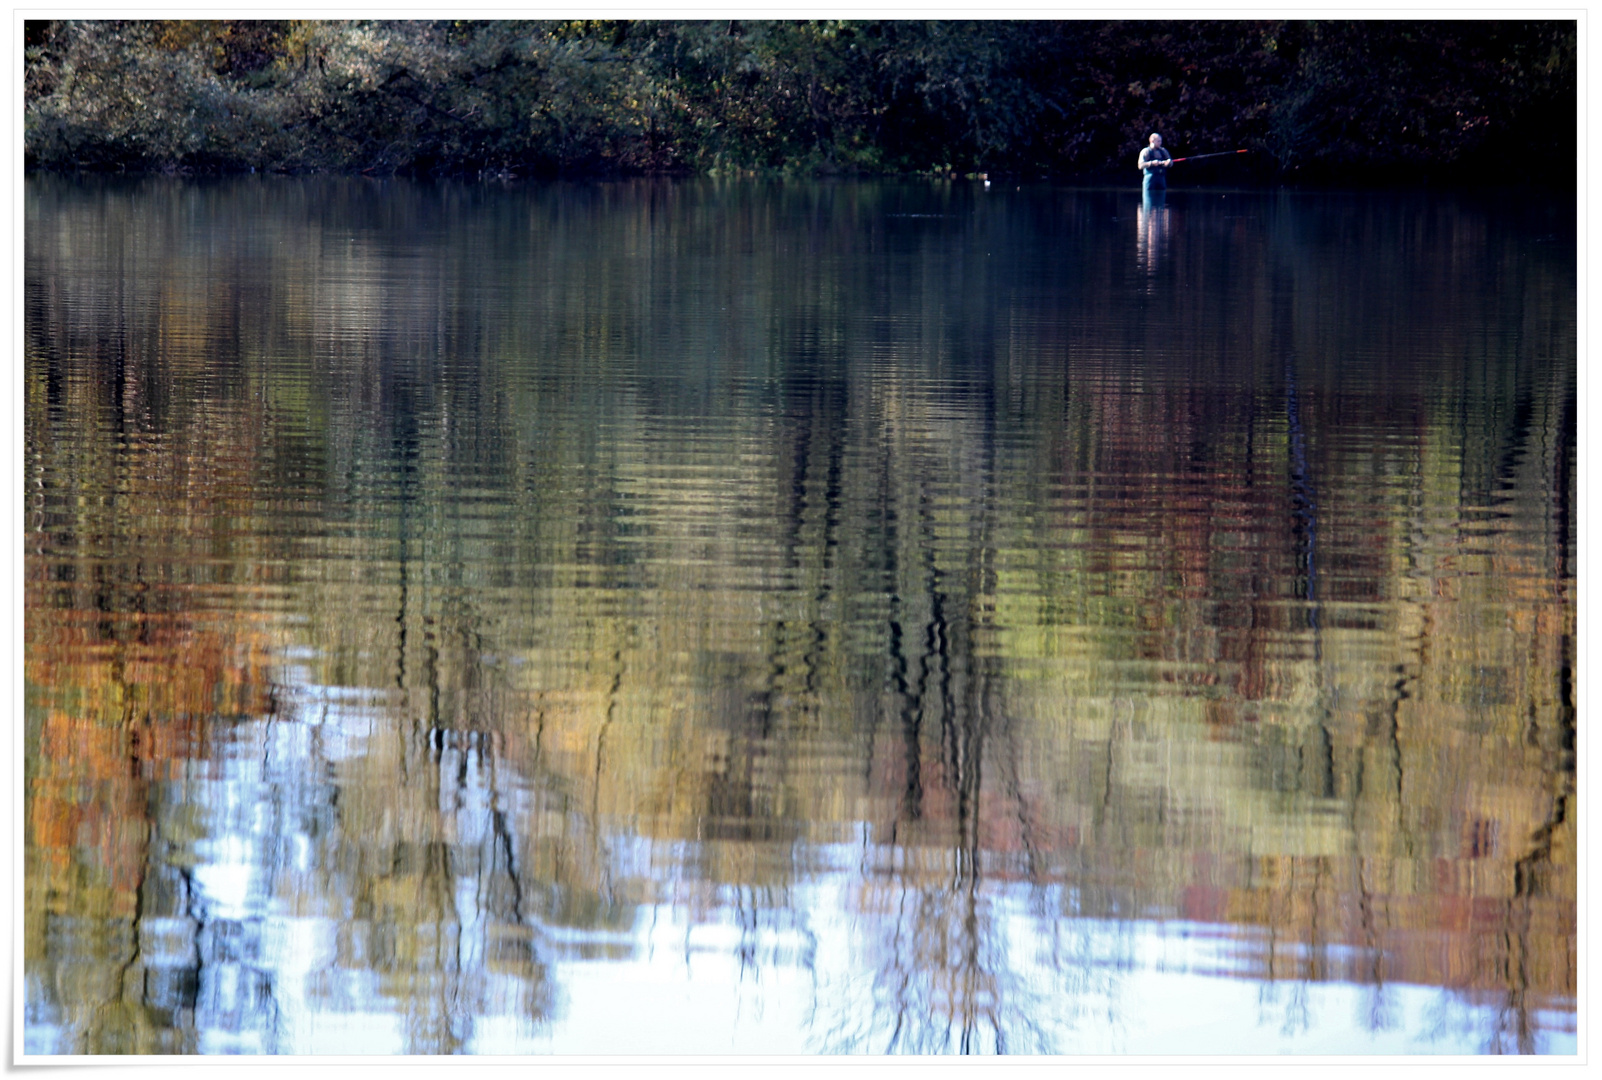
top-left (24, 19), bottom-right (1575, 187)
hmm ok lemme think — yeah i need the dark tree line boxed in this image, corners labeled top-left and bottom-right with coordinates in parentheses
top-left (24, 19), bottom-right (1575, 185)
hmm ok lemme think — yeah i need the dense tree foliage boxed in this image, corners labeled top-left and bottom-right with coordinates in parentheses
top-left (24, 19), bottom-right (1575, 182)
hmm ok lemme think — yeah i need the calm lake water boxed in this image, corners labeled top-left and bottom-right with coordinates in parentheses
top-left (24, 175), bottom-right (1574, 1055)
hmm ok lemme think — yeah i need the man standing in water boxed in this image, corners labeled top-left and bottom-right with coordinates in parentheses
top-left (1138, 133), bottom-right (1171, 197)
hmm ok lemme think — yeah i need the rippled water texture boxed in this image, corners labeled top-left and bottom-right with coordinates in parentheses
top-left (24, 176), bottom-right (1575, 1055)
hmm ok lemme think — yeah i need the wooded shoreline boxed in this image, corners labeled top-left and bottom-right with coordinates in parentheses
top-left (24, 19), bottom-right (1575, 187)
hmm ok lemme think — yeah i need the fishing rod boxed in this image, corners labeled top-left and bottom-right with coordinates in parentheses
top-left (1168, 149), bottom-right (1250, 164)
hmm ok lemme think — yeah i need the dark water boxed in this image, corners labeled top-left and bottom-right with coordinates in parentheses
top-left (24, 175), bottom-right (1575, 1055)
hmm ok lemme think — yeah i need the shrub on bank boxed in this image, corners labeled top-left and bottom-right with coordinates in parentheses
top-left (23, 19), bottom-right (1576, 185)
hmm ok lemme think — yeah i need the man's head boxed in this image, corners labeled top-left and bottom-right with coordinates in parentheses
top-left (1149, 133), bottom-right (1163, 148)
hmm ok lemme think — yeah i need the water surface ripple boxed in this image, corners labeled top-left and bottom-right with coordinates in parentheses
top-left (24, 176), bottom-right (1575, 1055)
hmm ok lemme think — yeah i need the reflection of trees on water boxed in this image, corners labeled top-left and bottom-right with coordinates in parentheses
top-left (402, 730), bottom-right (553, 1054)
top-left (62, 700), bottom-right (569, 1053)
top-left (26, 177), bottom-right (1576, 1054)
top-left (1244, 349), bottom-right (1576, 1053)
top-left (810, 391), bottom-right (1075, 1053)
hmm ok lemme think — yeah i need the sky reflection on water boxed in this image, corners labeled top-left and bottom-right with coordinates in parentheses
top-left (25, 693), bottom-right (1576, 1056)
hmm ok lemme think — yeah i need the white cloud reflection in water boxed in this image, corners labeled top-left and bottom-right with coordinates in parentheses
top-left (29, 684), bottom-right (1568, 1057)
